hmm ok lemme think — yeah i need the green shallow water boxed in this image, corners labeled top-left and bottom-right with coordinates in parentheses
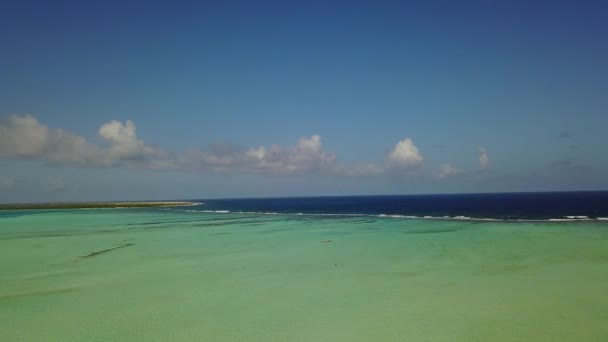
top-left (1, 209), bottom-right (608, 341)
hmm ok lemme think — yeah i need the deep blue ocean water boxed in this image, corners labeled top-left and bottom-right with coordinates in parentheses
top-left (191, 191), bottom-right (608, 221)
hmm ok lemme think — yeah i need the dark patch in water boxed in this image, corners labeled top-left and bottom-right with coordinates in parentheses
top-left (188, 219), bottom-right (279, 228)
top-left (0, 287), bottom-right (77, 301)
top-left (24, 270), bottom-right (79, 280)
top-left (349, 219), bottom-right (378, 224)
top-left (1, 232), bottom-right (85, 241)
top-left (320, 231), bottom-right (352, 236)
top-left (0, 212), bottom-right (32, 219)
top-left (403, 227), bottom-right (464, 234)
top-left (257, 229), bottom-right (285, 234)
top-left (475, 263), bottom-right (531, 276)
top-left (395, 270), bottom-right (425, 277)
top-left (1, 227), bottom-right (130, 241)
top-left (78, 243), bottom-right (134, 259)
top-left (209, 232), bottom-right (232, 236)
top-left (126, 218), bottom-right (209, 226)
top-left (126, 216), bottom-right (267, 227)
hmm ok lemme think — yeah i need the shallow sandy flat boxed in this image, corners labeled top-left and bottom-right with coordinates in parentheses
top-left (2, 208), bottom-right (608, 341)
top-left (0, 201), bottom-right (197, 210)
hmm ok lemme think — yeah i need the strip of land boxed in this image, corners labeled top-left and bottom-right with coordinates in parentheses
top-left (0, 201), bottom-right (198, 210)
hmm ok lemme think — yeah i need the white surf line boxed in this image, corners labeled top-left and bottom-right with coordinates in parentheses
top-left (169, 208), bottom-right (608, 223)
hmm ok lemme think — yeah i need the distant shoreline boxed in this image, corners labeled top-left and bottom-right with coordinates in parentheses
top-left (0, 201), bottom-right (199, 210)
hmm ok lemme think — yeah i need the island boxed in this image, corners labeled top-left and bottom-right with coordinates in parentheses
top-left (0, 201), bottom-right (199, 210)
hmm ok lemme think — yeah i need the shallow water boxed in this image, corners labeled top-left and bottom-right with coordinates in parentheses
top-left (1, 209), bottom-right (608, 341)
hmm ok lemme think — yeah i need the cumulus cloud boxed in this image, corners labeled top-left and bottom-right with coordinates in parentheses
top-left (98, 120), bottom-right (137, 145)
top-left (438, 163), bottom-right (461, 179)
top-left (478, 146), bottom-right (489, 169)
top-left (386, 138), bottom-right (423, 168)
top-left (49, 128), bottom-right (102, 164)
top-left (99, 120), bottom-right (143, 160)
top-left (1, 115), bottom-right (438, 179)
top-left (179, 135), bottom-right (337, 175)
top-left (0, 115), bottom-right (102, 164)
top-left (0, 115), bottom-right (171, 168)
top-left (98, 120), bottom-right (169, 163)
top-left (0, 115), bottom-right (49, 157)
top-left (246, 135), bottom-right (337, 174)
top-left (98, 119), bottom-right (173, 166)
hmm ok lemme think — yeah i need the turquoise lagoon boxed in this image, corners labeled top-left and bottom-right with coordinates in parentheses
top-left (1, 208), bottom-right (608, 341)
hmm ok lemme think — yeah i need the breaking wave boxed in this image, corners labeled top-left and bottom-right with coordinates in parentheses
top-left (169, 209), bottom-right (608, 223)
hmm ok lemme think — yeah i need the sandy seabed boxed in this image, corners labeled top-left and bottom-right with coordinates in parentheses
top-left (1, 208), bottom-right (608, 341)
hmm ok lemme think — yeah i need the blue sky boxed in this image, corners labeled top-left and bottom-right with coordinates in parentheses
top-left (1, 1), bottom-right (607, 202)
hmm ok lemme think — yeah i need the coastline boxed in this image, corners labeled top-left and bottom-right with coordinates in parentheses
top-left (0, 201), bottom-right (199, 211)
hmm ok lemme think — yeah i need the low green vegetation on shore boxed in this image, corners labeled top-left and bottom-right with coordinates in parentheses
top-left (0, 202), bottom-right (196, 210)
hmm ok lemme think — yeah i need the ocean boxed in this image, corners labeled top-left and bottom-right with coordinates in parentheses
top-left (1, 192), bottom-right (608, 341)
top-left (194, 191), bottom-right (608, 221)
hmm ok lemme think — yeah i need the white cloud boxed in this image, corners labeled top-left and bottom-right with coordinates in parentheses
top-left (178, 145), bottom-right (250, 174)
top-left (98, 120), bottom-right (171, 164)
top-left (253, 135), bottom-right (336, 174)
top-left (181, 135), bottom-right (337, 175)
top-left (478, 146), bottom-right (489, 169)
top-left (98, 120), bottom-right (138, 145)
top-left (0, 114), bottom-right (102, 164)
top-left (0, 115), bottom-right (171, 168)
top-left (0, 115), bottom-right (49, 157)
top-left (386, 138), bottom-right (423, 168)
top-left (1, 115), bottom-right (442, 179)
top-left (99, 120), bottom-right (143, 160)
top-left (438, 163), bottom-right (461, 179)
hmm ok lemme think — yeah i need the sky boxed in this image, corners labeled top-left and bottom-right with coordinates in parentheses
top-left (1, 1), bottom-right (607, 203)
